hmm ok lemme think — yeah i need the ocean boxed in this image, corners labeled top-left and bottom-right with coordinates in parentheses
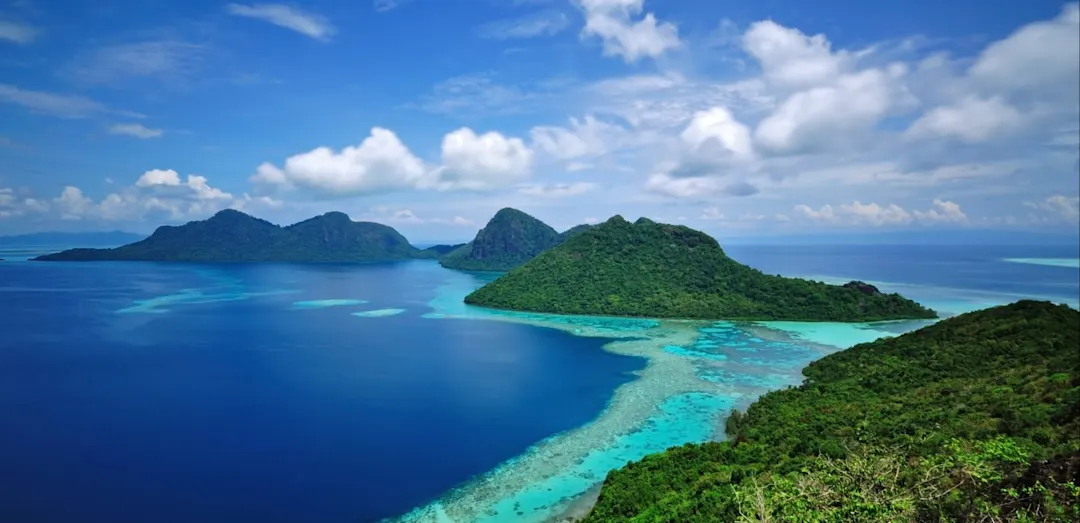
top-left (1, 244), bottom-right (1076, 523)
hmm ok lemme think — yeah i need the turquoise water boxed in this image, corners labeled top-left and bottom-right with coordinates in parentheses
top-left (1003, 257), bottom-right (1080, 268)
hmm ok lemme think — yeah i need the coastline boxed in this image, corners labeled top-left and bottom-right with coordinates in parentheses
top-left (391, 269), bottom-right (876, 523)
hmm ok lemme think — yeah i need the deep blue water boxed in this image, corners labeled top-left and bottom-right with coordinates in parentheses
top-left (0, 261), bottom-right (644, 523)
top-left (1, 243), bottom-right (1077, 523)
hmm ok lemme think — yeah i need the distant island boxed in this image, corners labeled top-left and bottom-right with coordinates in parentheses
top-left (421, 243), bottom-right (468, 257)
top-left (439, 208), bottom-right (568, 272)
top-left (35, 210), bottom-right (427, 263)
top-left (465, 215), bottom-right (937, 322)
top-left (0, 230), bottom-right (144, 247)
top-left (583, 300), bottom-right (1079, 522)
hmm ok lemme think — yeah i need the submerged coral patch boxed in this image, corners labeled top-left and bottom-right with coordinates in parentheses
top-left (352, 308), bottom-right (407, 318)
top-left (290, 299), bottom-right (368, 310)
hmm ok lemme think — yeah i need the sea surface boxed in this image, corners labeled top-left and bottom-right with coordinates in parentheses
top-left (1, 244), bottom-right (1077, 523)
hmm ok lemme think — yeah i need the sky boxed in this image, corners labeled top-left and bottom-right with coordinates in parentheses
top-left (0, 0), bottom-right (1077, 243)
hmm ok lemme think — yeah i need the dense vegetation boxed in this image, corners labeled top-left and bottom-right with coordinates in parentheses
top-left (35, 210), bottom-right (426, 262)
top-left (560, 223), bottom-right (595, 240)
top-left (465, 215), bottom-right (937, 321)
top-left (584, 300), bottom-right (1080, 522)
top-left (439, 207), bottom-right (563, 271)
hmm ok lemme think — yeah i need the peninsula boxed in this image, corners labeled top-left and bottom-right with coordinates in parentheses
top-left (465, 215), bottom-right (937, 322)
top-left (34, 210), bottom-right (426, 263)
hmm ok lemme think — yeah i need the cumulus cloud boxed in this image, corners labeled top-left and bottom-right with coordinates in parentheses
top-left (358, 206), bottom-right (476, 227)
top-left (1025, 194), bottom-right (1080, 221)
top-left (574, 0), bottom-right (680, 62)
top-left (645, 173), bottom-right (758, 198)
top-left (251, 128), bottom-right (428, 196)
top-left (794, 199), bottom-right (967, 226)
top-left (742, 20), bottom-right (854, 90)
top-left (108, 123), bottom-right (164, 139)
top-left (435, 128), bottom-right (534, 190)
top-left (0, 188), bottom-right (50, 218)
top-left (226, 3), bottom-right (336, 41)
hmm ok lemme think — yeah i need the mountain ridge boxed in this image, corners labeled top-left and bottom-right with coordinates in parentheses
top-left (34, 210), bottom-right (426, 262)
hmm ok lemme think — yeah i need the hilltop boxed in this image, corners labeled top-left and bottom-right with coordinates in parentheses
top-left (34, 210), bottom-right (425, 263)
top-left (439, 207), bottom-right (563, 272)
top-left (584, 300), bottom-right (1080, 522)
top-left (465, 215), bottom-right (937, 321)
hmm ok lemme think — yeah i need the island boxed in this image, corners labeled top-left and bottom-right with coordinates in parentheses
top-left (439, 207), bottom-right (564, 272)
top-left (34, 209), bottom-right (428, 263)
top-left (582, 300), bottom-right (1080, 522)
top-left (465, 215), bottom-right (937, 322)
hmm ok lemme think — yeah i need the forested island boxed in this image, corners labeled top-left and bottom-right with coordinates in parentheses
top-left (35, 210), bottom-right (426, 262)
top-left (582, 300), bottom-right (1080, 522)
top-left (465, 215), bottom-right (937, 322)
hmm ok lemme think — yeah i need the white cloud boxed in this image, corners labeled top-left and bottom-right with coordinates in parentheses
top-left (478, 10), bottom-right (569, 40)
top-left (645, 173), bottom-right (758, 198)
top-left (62, 40), bottom-right (205, 86)
top-left (48, 170), bottom-right (239, 222)
top-left (795, 199), bottom-right (967, 226)
top-left (108, 123), bottom-right (164, 139)
top-left (905, 96), bottom-right (1024, 143)
top-left (1026, 194), bottom-right (1080, 221)
top-left (530, 115), bottom-right (626, 160)
top-left (680, 106), bottom-right (754, 162)
top-left (415, 73), bottom-right (542, 116)
top-left (517, 182), bottom-right (598, 197)
top-left (436, 128), bottom-right (533, 190)
top-left (251, 128), bottom-right (428, 196)
top-left (754, 66), bottom-right (908, 154)
top-left (0, 20), bottom-right (38, 44)
top-left (358, 206), bottom-right (476, 227)
top-left (913, 198), bottom-right (969, 223)
top-left (574, 0), bottom-right (680, 62)
top-left (968, 3), bottom-right (1079, 102)
top-left (0, 84), bottom-right (109, 118)
top-left (742, 20), bottom-right (853, 90)
top-left (226, 3), bottom-right (336, 41)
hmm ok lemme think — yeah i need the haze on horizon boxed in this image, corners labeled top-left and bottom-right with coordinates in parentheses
top-left (1, 0), bottom-right (1077, 243)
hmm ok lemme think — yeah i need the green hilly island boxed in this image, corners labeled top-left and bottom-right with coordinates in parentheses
top-left (582, 300), bottom-right (1080, 522)
top-left (465, 215), bottom-right (937, 322)
top-left (439, 207), bottom-right (564, 272)
top-left (34, 209), bottom-right (425, 262)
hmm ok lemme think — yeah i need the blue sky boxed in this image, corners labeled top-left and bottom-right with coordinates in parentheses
top-left (0, 0), bottom-right (1077, 242)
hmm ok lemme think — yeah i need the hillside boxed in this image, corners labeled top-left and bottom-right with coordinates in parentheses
top-left (465, 215), bottom-right (937, 321)
top-left (439, 207), bottom-right (562, 271)
top-left (560, 224), bottom-right (595, 241)
top-left (34, 210), bottom-right (425, 262)
top-left (583, 300), bottom-right (1080, 522)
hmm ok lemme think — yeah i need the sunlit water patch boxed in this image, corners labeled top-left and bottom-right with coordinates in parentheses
top-left (1003, 257), bottom-right (1080, 268)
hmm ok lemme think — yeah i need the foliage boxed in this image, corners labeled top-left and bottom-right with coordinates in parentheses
top-left (560, 223), bottom-right (595, 240)
top-left (419, 243), bottom-right (467, 258)
top-left (35, 210), bottom-right (425, 262)
top-left (582, 300), bottom-right (1080, 522)
top-left (439, 207), bottom-right (563, 272)
top-left (465, 215), bottom-right (937, 321)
